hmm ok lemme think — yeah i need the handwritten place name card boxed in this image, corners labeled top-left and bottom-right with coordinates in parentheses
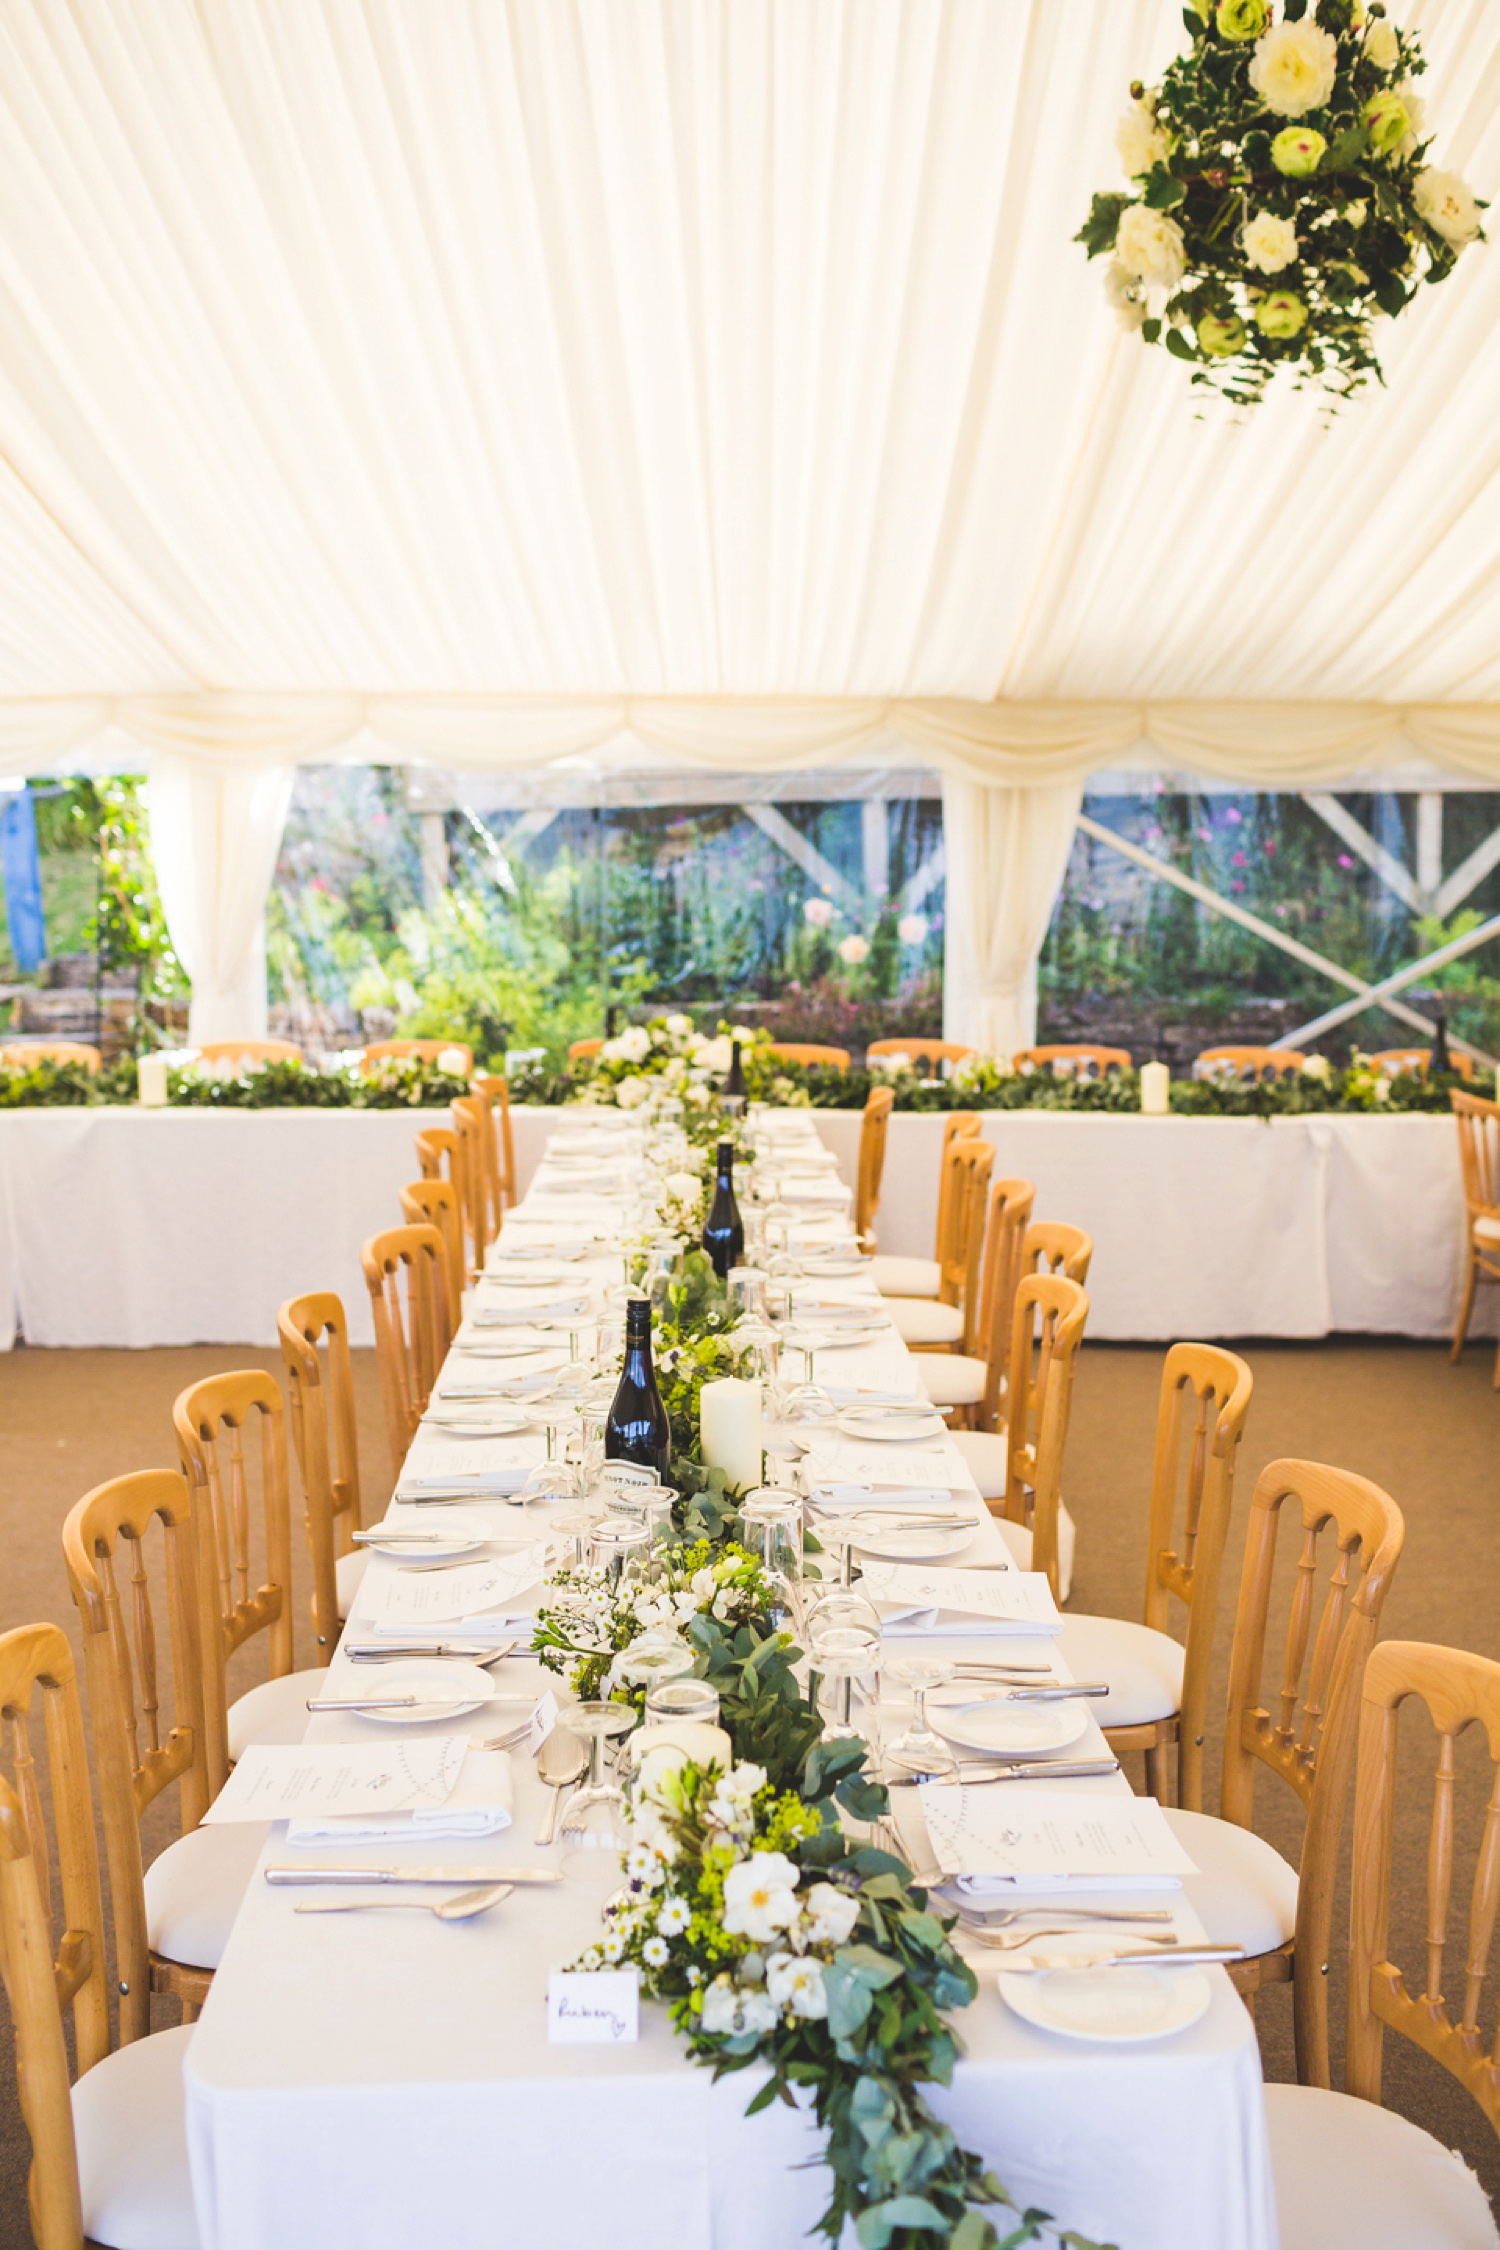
top-left (364, 1550), bottom-right (545, 1629)
top-left (548, 1968), bottom-right (639, 2044)
top-left (858, 1561), bottom-right (1061, 1635)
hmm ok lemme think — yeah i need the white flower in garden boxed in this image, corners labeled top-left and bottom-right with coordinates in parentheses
top-left (766, 1952), bottom-right (829, 2020)
top-left (1241, 211), bottom-right (1299, 274)
top-left (722, 1852), bottom-right (801, 1942)
top-left (1116, 99), bottom-right (1168, 180)
top-left (896, 912), bottom-right (928, 946)
top-left (1248, 20), bottom-right (1338, 116)
top-left (614, 1025), bottom-right (651, 1063)
top-left (803, 896), bottom-right (836, 929)
top-left (614, 1075), bottom-right (650, 1109)
top-left (1415, 169), bottom-right (1483, 249)
top-left (729, 1025), bottom-right (757, 1047)
top-left (1115, 203), bottom-right (1186, 289)
top-left (802, 1882), bottom-right (861, 1949)
top-left (664, 1012), bottom-right (693, 1039)
top-left (697, 1036), bottom-right (733, 1074)
top-left (1364, 18), bottom-right (1400, 72)
top-left (838, 934), bottom-right (870, 967)
top-left (1103, 259), bottom-right (1148, 332)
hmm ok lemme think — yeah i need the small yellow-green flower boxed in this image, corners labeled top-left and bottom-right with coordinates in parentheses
top-left (1216, 0), bottom-right (1267, 38)
top-left (1254, 290), bottom-right (1308, 338)
top-left (1271, 127), bottom-right (1326, 176)
top-left (1197, 311), bottom-right (1246, 356)
top-left (1363, 89), bottom-right (1410, 156)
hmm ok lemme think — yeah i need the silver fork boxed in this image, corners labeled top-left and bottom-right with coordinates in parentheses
top-left (962, 1925), bottom-right (1185, 1952)
top-left (467, 1720), bottom-right (532, 1753)
top-left (957, 1904), bottom-right (1174, 1929)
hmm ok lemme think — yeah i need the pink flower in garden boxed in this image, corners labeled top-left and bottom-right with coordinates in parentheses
top-left (1197, 828), bottom-right (1212, 844)
top-left (1231, 880), bottom-right (1246, 893)
top-left (804, 897), bottom-right (835, 929)
top-left (1232, 850), bottom-right (1247, 867)
top-left (1338, 854), bottom-right (1353, 869)
top-left (1225, 807), bottom-right (1242, 823)
top-left (1264, 840), bottom-right (1276, 854)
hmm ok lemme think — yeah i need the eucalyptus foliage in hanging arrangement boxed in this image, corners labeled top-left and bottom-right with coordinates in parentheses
top-left (1075, 0), bottom-right (1485, 405)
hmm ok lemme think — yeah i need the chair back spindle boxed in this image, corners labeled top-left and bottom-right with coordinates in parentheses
top-left (855, 1086), bottom-right (895, 1246)
top-left (971, 1178), bottom-right (1036, 1433)
top-left (362, 1223), bottom-right (451, 1477)
top-left (277, 1293), bottom-right (365, 1664)
top-left (1002, 1274), bottom-right (1089, 1596)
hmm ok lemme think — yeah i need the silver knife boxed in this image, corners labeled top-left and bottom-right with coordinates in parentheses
top-left (999, 1946), bottom-right (1246, 1971)
top-left (306, 1692), bottom-right (530, 1712)
top-left (883, 1757), bottom-right (1121, 1786)
top-left (986, 1683), bottom-right (1109, 1702)
top-left (265, 1865), bottom-right (564, 1886)
top-left (339, 1643), bottom-right (518, 1662)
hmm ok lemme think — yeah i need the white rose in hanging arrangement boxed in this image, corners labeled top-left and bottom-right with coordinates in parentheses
top-left (1075, 2), bottom-right (1486, 407)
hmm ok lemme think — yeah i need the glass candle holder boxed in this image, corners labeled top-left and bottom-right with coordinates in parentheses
top-left (644, 1677), bottom-right (721, 1728)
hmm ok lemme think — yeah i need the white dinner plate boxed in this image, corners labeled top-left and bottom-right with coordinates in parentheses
top-left (419, 1409), bottom-right (536, 1437)
top-left (348, 1657), bottom-right (498, 1723)
top-left (798, 1256), bottom-right (868, 1278)
top-left (852, 1522), bottom-right (977, 1562)
top-left (838, 1408), bottom-right (947, 1443)
top-left (490, 1244), bottom-right (586, 1263)
top-left (480, 1266), bottom-right (569, 1288)
top-left (447, 1341), bottom-right (557, 1363)
top-left (804, 1322), bottom-right (890, 1349)
top-left (997, 1964), bottom-right (1212, 2044)
top-left (929, 1695), bottom-right (1089, 1756)
top-left (359, 1510), bottom-right (497, 1563)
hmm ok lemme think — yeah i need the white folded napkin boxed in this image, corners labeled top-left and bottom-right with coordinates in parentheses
top-left (470, 1295), bottom-right (589, 1325)
top-left (286, 1749), bottom-right (514, 1845)
top-left (369, 1611), bottom-right (536, 1643)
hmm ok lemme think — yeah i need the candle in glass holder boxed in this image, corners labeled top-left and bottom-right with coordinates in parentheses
top-left (1140, 1060), bottom-right (1170, 1116)
top-left (700, 1377), bottom-right (762, 1493)
top-left (137, 1054), bottom-right (168, 1107)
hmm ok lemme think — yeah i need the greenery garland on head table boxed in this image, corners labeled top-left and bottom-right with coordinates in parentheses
top-left (536, 1255), bottom-right (1108, 2250)
top-left (1076, 0), bottom-right (1485, 407)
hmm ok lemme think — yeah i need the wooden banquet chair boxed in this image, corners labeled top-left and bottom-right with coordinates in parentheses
top-left (278, 1291), bottom-right (367, 1653)
top-left (1370, 1045), bottom-right (1474, 1080)
top-left (173, 1371), bottom-right (324, 1796)
top-left (192, 1039), bottom-right (300, 1067)
top-left (854, 1085), bottom-right (894, 1246)
top-left (400, 1180), bottom-right (466, 1336)
top-left (1, 1039), bottom-right (101, 1071)
top-left (1450, 1089), bottom-right (1500, 1384)
top-left (358, 1037), bottom-right (473, 1072)
top-left (1053, 1344), bottom-right (1252, 1804)
top-left (452, 1093), bottom-right (499, 1267)
top-left (986, 1272), bottom-right (1089, 1600)
top-left (1160, 1458), bottom-right (1405, 2091)
top-left (882, 1135), bottom-right (994, 1351)
top-left (362, 1222), bottom-right (452, 1477)
top-left (920, 1178), bottom-right (1036, 1431)
top-left (416, 1123), bottom-right (475, 1268)
top-left (0, 1622), bottom-right (198, 2250)
top-left (63, 1472), bottom-right (261, 2040)
top-left (1021, 1219), bottom-right (1093, 1286)
top-left (765, 1041), bottom-right (851, 1068)
top-left (1260, 1639), bottom-right (1500, 2246)
top-left (474, 1072), bottom-right (519, 1213)
top-left (865, 1037), bottom-right (975, 1078)
top-left (868, 1111), bottom-right (981, 1299)
top-left (1013, 1043), bottom-right (1131, 1076)
top-left (1194, 1044), bottom-right (1304, 1079)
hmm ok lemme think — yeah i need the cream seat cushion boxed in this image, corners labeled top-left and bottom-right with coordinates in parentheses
top-left (993, 1509), bottom-right (1076, 1606)
top-left (1161, 1807), bottom-right (1298, 1958)
top-left (1265, 2082), bottom-right (1499, 2250)
top-left (948, 1430), bottom-right (1074, 1602)
top-left (919, 1355), bottom-right (985, 1409)
top-left (1054, 1613), bottom-right (1184, 1729)
top-left (227, 1667), bottom-right (326, 1761)
top-left (869, 1254), bottom-right (941, 1299)
top-left (142, 1820), bottom-right (268, 1969)
top-left (885, 1297), bottom-right (964, 1347)
top-left (72, 2022), bottom-right (200, 2250)
top-left (1474, 1216), bottom-right (1500, 1244)
top-left (336, 1544), bottom-right (371, 1619)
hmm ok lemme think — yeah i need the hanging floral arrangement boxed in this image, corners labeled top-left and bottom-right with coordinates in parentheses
top-left (1075, 0), bottom-right (1485, 405)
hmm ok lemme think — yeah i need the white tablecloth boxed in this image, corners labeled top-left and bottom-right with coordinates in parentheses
top-left (181, 1112), bottom-right (1278, 2250)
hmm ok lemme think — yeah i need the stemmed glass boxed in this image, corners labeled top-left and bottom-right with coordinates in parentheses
top-left (805, 1592), bottom-right (882, 1741)
top-left (590, 1516), bottom-right (652, 1588)
top-left (779, 1326), bottom-right (837, 1429)
top-left (521, 1408), bottom-right (583, 1507)
top-left (739, 1489), bottom-right (804, 1629)
top-left (558, 1701), bottom-right (638, 1856)
top-left (881, 1654), bottom-right (959, 1780)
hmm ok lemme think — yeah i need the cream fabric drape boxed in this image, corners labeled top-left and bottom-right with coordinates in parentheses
top-left (143, 756), bottom-right (294, 1043)
top-left (941, 777), bottom-right (1083, 1056)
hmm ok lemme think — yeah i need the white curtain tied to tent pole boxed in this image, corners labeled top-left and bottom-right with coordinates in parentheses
top-left (143, 757), bottom-right (294, 1045)
top-left (941, 777), bottom-right (1083, 1056)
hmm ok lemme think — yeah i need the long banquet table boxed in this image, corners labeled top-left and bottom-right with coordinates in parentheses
top-left (181, 1109), bottom-right (1279, 2250)
top-left (0, 1097), bottom-right (1481, 1352)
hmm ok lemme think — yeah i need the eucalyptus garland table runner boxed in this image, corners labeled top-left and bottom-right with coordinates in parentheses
top-left (181, 1105), bottom-right (1279, 2250)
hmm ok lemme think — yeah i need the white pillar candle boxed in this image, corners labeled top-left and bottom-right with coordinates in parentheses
top-left (629, 1722), bottom-right (733, 1781)
top-left (1139, 1060), bottom-right (1170, 1116)
top-left (137, 1054), bottom-right (168, 1107)
top-left (699, 1377), bottom-right (762, 1493)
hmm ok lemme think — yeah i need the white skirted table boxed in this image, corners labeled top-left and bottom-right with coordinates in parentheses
top-left (180, 1110), bottom-right (1279, 2250)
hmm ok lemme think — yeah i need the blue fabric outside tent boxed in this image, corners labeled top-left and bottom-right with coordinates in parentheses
top-left (0, 788), bottom-right (46, 970)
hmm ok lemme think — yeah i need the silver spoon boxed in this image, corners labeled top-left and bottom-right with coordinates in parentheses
top-left (294, 1883), bottom-right (514, 1920)
top-left (536, 1728), bottom-right (589, 1844)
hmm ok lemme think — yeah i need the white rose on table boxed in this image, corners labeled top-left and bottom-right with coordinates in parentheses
top-left (696, 1035), bottom-right (733, 1074)
top-left (614, 1075), bottom-right (650, 1109)
top-left (435, 1046), bottom-right (469, 1076)
top-left (1116, 98), bottom-right (1168, 181)
top-left (1364, 18), bottom-right (1399, 71)
top-left (803, 897), bottom-right (836, 929)
top-left (1300, 1055), bottom-right (1332, 1083)
top-left (664, 1012), bottom-right (693, 1038)
top-left (721, 1852), bottom-right (801, 1942)
top-left (765, 1953), bottom-right (828, 2020)
top-left (838, 934), bottom-right (870, 966)
top-left (1241, 211), bottom-right (1299, 273)
top-left (1415, 169), bottom-right (1483, 250)
top-left (1248, 20), bottom-right (1338, 116)
top-left (700, 1977), bottom-right (779, 2037)
top-left (1115, 202), bottom-right (1186, 289)
top-left (802, 1881), bottom-right (860, 1948)
top-left (612, 1024), bottom-right (651, 1064)
top-left (1104, 259), bottom-right (1148, 331)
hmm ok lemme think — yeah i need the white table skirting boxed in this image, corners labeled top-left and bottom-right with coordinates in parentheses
top-left (0, 1102), bottom-right (1477, 1350)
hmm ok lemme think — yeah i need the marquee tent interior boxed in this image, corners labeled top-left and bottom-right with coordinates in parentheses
top-left (1, 0), bottom-right (1499, 1048)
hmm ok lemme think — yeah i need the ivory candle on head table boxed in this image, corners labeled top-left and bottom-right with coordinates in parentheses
top-left (699, 1377), bottom-right (762, 1493)
top-left (137, 1054), bottom-right (168, 1107)
top-left (1139, 1060), bottom-right (1170, 1116)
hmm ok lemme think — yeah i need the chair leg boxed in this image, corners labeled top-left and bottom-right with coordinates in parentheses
top-left (1453, 1256), bottom-right (1478, 1361)
top-left (1143, 1740), bottom-right (1169, 1802)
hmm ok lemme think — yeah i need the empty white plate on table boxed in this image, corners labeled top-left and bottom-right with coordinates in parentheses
top-left (997, 1965), bottom-right (1211, 2044)
top-left (491, 1244), bottom-right (585, 1263)
top-left (480, 1266), bottom-right (569, 1288)
top-left (838, 1408), bottom-right (947, 1443)
top-left (930, 1696), bottom-right (1089, 1756)
top-left (447, 1342), bottom-right (557, 1364)
top-left (360, 1511), bottom-right (497, 1562)
top-left (804, 1323), bottom-right (889, 1349)
top-left (852, 1522), bottom-right (977, 1563)
top-left (348, 1658), bottom-right (497, 1723)
top-left (798, 1256), bottom-right (868, 1278)
top-left (425, 1406), bottom-right (536, 1434)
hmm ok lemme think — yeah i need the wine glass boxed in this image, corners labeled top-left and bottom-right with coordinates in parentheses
top-left (778, 1327), bottom-right (837, 1428)
top-left (805, 1593), bottom-right (882, 1742)
top-left (558, 1701), bottom-right (639, 1857)
top-left (881, 1654), bottom-right (959, 1781)
top-left (590, 1516), bottom-right (652, 1587)
top-left (547, 1510), bottom-right (597, 1570)
top-left (521, 1408), bottom-right (583, 1507)
top-left (739, 1489), bottom-right (803, 1627)
top-left (619, 1638), bottom-right (695, 1700)
top-left (726, 1266), bottom-right (769, 1322)
top-left (608, 1483), bottom-right (677, 1567)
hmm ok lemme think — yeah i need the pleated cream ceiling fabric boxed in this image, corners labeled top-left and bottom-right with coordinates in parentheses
top-left (0, 0), bottom-right (1495, 726)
